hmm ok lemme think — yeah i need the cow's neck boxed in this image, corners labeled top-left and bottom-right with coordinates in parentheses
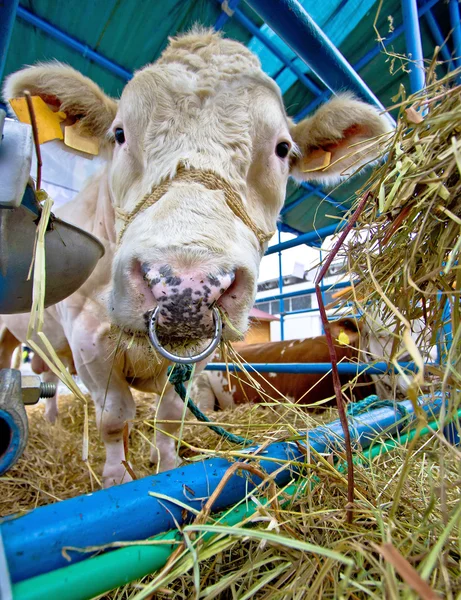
top-left (58, 166), bottom-right (116, 245)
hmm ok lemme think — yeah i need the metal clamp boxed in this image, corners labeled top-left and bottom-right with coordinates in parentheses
top-left (148, 306), bottom-right (222, 365)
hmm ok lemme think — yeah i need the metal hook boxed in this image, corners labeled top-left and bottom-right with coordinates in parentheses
top-left (148, 306), bottom-right (222, 364)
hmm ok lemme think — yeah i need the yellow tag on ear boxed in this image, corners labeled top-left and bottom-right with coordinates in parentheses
top-left (301, 149), bottom-right (332, 173)
top-left (338, 330), bottom-right (350, 346)
top-left (9, 96), bottom-right (66, 144)
top-left (64, 123), bottom-right (100, 156)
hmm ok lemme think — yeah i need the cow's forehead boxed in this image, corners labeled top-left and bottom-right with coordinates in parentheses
top-left (117, 64), bottom-right (286, 130)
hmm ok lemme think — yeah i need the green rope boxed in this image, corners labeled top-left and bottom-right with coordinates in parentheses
top-left (346, 394), bottom-right (410, 420)
top-left (167, 364), bottom-right (253, 446)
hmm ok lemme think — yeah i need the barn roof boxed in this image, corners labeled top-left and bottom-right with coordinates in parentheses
top-left (249, 307), bottom-right (280, 321)
top-left (1, 0), bottom-right (454, 238)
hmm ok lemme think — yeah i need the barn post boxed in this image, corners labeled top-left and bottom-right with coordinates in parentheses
top-left (401, 0), bottom-right (426, 93)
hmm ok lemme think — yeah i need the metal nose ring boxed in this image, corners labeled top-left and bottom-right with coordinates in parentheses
top-left (148, 306), bottom-right (222, 364)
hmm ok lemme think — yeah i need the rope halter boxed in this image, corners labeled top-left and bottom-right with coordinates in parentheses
top-left (114, 163), bottom-right (275, 250)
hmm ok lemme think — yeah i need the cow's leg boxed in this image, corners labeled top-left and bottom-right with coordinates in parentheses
top-left (0, 325), bottom-right (21, 369)
top-left (66, 318), bottom-right (137, 487)
top-left (42, 370), bottom-right (60, 424)
top-left (193, 372), bottom-right (217, 413)
top-left (31, 353), bottom-right (61, 423)
top-left (93, 381), bottom-right (136, 487)
top-left (150, 386), bottom-right (186, 472)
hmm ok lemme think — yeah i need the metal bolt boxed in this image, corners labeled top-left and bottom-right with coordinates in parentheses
top-left (21, 375), bottom-right (56, 405)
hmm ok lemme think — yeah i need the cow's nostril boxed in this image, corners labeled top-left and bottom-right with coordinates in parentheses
top-left (141, 264), bottom-right (235, 334)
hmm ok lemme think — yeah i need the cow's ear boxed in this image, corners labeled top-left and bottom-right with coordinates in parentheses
top-left (329, 318), bottom-right (362, 347)
top-left (290, 94), bottom-right (392, 183)
top-left (3, 63), bottom-right (117, 140)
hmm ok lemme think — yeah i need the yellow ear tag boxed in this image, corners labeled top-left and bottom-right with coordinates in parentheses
top-left (9, 96), bottom-right (66, 144)
top-left (301, 149), bottom-right (332, 173)
top-left (64, 123), bottom-right (100, 156)
top-left (338, 330), bottom-right (350, 346)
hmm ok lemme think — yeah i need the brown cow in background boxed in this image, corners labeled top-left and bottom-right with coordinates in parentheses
top-left (194, 318), bottom-right (378, 411)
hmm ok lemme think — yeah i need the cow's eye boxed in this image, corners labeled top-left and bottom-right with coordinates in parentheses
top-left (276, 141), bottom-right (290, 159)
top-left (114, 128), bottom-right (125, 145)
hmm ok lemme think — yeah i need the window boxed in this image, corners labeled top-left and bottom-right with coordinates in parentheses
top-left (290, 294), bottom-right (312, 311)
top-left (257, 274), bottom-right (305, 292)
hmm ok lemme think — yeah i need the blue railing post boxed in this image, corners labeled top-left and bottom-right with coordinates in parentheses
top-left (277, 225), bottom-right (285, 340)
top-left (0, 0), bottom-right (19, 80)
top-left (401, 0), bottom-right (426, 93)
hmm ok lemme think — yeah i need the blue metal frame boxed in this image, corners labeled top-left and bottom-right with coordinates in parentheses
top-left (243, 0), bottom-right (386, 111)
top-left (425, 10), bottom-right (455, 70)
top-left (402, 0), bottom-right (426, 93)
top-left (0, 0), bottom-right (19, 80)
top-left (296, 0), bottom-right (442, 120)
top-left (16, 6), bottom-right (132, 81)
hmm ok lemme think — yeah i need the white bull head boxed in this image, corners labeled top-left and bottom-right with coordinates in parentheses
top-left (4, 29), bottom-right (391, 352)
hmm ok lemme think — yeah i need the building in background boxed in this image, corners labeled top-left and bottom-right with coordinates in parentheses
top-left (256, 233), bottom-right (349, 341)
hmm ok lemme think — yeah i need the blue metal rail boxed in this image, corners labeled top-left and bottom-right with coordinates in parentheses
top-left (265, 223), bottom-right (344, 255)
top-left (255, 280), bottom-right (353, 305)
top-left (16, 6), bottom-right (132, 81)
top-left (205, 361), bottom-right (430, 375)
top-left (244, 0), bottom-right (386, 111)
top-left (425, 10), bottom-right (455, 70)
top-left (215, 0), bottom-right (323, 97)
top-left (296, 0), bottom-right (442, 120)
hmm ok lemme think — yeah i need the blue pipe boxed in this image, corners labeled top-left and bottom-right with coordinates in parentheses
top-left (0, 410), bottom-right (22, 476)
top-left (244, 0), bottom-right (385, 112)
top-left (255, 280), bottom-right (353, 304)
top-left (449, 0), bottom-right (461, 83)
top-left (265, 223), bottom-right (343, 255)
top-left (277, 226), bottom-right (285, 340)
top-left (425, 10), bottom-right (455, 70)
top-left (295, 0), bottom-right (441, 121)
top-left (0, 0), bottom-right (19, 80)
top-left (16, 6), bottom-right (132, 81)
top-left (205, 361), bottom-right (430, 375)
top-left (0, 393), bottom-right (446, 583)
top-left (218, 1), bottom-right (323, 97)
top-left (402, 0), bottom-right (426, 93)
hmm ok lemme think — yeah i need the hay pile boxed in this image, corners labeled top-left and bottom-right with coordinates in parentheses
top-left (343, 69), bottom-right (461, 403)
top-left (2, 388), bottom-right (460, 599)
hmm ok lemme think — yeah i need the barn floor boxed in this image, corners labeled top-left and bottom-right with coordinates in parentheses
top-left (1, 390), bottom-right (331, 517)
top-left (1, 392), bottom-right (460, 599)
